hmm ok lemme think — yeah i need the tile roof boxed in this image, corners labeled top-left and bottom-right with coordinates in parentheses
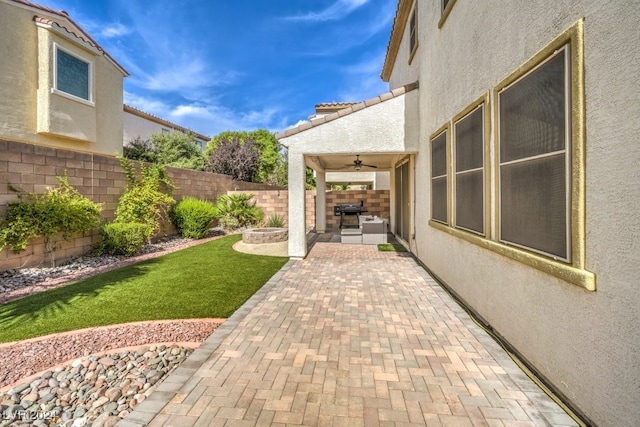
top-left (123, 104), bottom-right (211, 142)
top-left (8, 0), bottom-right (129, 76)
top-left (277, 81), bottom-right (418, 140)
top-left (381, 0), bottom-right (412, 82)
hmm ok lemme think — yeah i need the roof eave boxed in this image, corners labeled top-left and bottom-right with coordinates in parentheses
top-left (381, 0), bottom-right (413, 82)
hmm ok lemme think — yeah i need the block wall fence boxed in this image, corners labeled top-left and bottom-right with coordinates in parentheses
top-left (1, 139), bottom-right (391, 271)
top-left (0, 139), bottom-right (278, 271)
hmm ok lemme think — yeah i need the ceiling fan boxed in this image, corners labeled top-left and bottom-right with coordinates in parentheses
top-left (347, 154), bottom-right (377, 171)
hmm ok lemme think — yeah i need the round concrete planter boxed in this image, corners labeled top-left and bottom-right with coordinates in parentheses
top-left (242, 228), bottom-right (288, 244)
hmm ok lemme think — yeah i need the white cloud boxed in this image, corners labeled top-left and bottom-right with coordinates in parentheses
top-left (284, 0), bottom-right (370, 22)
top-left (100, 23), bottom-right (132, 38)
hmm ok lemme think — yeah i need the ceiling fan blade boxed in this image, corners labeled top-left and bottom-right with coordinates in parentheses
top-left (362, 164), bottom-right (378, 168)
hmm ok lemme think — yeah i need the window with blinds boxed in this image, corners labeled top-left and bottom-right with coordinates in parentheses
top-left (454, 105), bottom-right (484, 235)
top-left (498, 46), bottom-right (570, 260)
top-left (431, 131), bottom-right (448, 224)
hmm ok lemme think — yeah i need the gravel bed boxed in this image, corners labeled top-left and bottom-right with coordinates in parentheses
top-left (0, 344), bottom-right (193, 426)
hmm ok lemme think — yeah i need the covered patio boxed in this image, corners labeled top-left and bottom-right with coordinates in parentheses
top-left (278, 82), bottom-right (420, 259)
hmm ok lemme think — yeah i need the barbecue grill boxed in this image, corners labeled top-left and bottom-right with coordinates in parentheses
top-left (334, 202), bottom-right (368, 229)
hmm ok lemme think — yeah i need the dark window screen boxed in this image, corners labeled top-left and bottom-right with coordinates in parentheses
top-left (500, 155), bottom-right (566, 258)
top-left (499, 51), bottom-right (566, 163)
top-left (456, 106), bottom-right (483, 171)
top-left (56, 49), bottom-right (89, 100)
top-left (456, 170), bottom-right (483, 233)
top-left (498, 47), bottom-right (569, 259)
top-left (431, 176), bottom-right (447, 223)
top-left (455, 106), bottom-right (484, 234)
top-left (431, 133), bottom-right (447, 177)
top-left (431, 132), bottom-right (448, 223)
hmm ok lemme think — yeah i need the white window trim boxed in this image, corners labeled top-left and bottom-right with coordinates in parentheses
top-left (52, 43), bottom-right (95, 106)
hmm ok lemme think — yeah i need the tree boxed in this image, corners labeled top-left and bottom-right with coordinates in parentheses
top-left (207, 137), bottom-right (260, 182)
top-left (206, 130), bottom-right (282, 183)
top-left (152, 131), bottom-right (207, 171)
top-left (123, 137), bottom-right (158, 163)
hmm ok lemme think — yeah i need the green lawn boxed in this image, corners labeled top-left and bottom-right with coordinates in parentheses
top-left (0, 234), bottom-right (288, 343)
top-left (377, 243), bottom-right (407, 252)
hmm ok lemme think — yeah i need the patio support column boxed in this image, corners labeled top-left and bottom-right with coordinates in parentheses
top-left (315, 171), bottom-right (326, 233)
top-left (288, 151), bottom-right (307, 259)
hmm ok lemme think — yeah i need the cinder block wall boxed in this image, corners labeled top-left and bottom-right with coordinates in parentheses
top-left (229, 189), bottom-right (390, 231)
top-left (324, 190), bottom-right (390, 230)
top-left (0, 139), bottom-right (279, 271)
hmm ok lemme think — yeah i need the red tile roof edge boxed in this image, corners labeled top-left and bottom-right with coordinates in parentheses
top-left (276, 81), bottom-right (418, 140)
top-left (123, 104), bottom-right (211, 142)
top-left (9, 0), bottom-right (129, 76)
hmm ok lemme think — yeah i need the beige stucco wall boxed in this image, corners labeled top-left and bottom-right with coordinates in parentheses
top-left (387, 2), bottom-right (420, 90)
top-left (123, 111), bottom-right (209, 150)
top-left (402, 1), bottom-right (640, 425)
top-left (0, 1), bottom-right (124, 155)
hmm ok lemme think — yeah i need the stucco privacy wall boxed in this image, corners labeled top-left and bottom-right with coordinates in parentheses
top-left (0, 139), bottom-right (276, 271)
top-left (405, 1), bottom-right (640, 425)
top-left (0, 1), bottom-right (125, 156)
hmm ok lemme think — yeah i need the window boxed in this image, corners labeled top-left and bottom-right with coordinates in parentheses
top-left (408, 5), bottom-right (418, 63)
top-left (428, 21), bottom-right (592, 289)
top-left (439, 0), bottom-right (457, 28)
top-left (454, 104), bottom-right (485, 235)
top-left (498, 46), bottom-right (569, 260)
top-left (431, 130), bottom-right (448, 224)
top-left (55, 45), bottom-right (91, 101)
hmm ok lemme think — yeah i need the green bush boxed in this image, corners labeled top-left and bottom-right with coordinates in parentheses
top-left (171, 197), bottom-right (217, 239)
top-left (265, 214), bottom-right (286, 228)
top-left (0, 176), bottom-right (102, 266)
top-left (97, 222), bottom-right (153, 256)
top-left (115, 156), bottom-right (175, 236)
top-left (213, 193), bottom-right (263, 231)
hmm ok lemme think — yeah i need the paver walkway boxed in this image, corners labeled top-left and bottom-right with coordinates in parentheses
top-left (119, 241), bottom-right (578, 427)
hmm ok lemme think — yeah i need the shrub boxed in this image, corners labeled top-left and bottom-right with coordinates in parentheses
top-left (97, 222), bottom-right (153, 256)
top-left (265, 214), bottom-right (286, 228)
top-left (171, 197), bottom-right (217, 239)
top-left (0, 176), bottom-right (102, 266)
top-left (115, 156), bottom-right (175, 236)
top-left (213, 193), bottom-right (263, 231)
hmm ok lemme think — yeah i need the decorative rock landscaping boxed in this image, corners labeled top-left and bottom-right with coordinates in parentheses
top-left (241, 227), bottom-right (288, 244)
top-left (0, 345), bottom-right (191, 426)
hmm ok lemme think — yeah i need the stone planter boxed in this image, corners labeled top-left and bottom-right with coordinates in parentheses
top-left (242, 228), bottom-right (288, 244)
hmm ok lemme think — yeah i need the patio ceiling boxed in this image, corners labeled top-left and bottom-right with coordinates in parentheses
top-left (306, 153), bottom-right (401, 172)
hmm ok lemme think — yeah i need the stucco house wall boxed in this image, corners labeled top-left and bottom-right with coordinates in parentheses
top-left (395, 1), bottom-right (640, 425)
top-left (123, 105), bottom-right (210, 150)
top-left (0, 0), bottom-right (127, 156)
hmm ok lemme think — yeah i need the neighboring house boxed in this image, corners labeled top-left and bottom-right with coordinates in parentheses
top-left (123, 104), bottom-right (210, 150)
top-left (0, 0), bottom-right (129, 155)
top-left (309, 102), bottom-right (390, 191)
top-left (278, 1), bottom-right (640, 426)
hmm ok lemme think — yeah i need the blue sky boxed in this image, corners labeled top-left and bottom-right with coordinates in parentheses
top-left (36, 0), bottom-right (396, 138)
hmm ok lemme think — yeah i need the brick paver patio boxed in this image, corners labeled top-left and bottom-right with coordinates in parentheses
top-left (119, 239), bottom-right (578, 426)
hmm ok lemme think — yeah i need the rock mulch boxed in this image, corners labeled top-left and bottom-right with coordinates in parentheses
top-left (0, 345), bottom-right (191, 427)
